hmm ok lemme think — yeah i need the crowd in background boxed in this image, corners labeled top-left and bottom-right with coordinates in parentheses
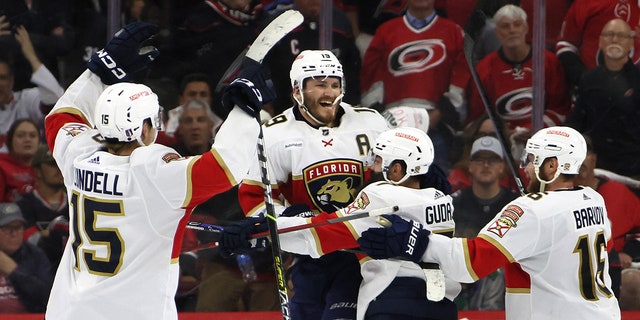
top-left (1, 0), bottom-right (640, 314)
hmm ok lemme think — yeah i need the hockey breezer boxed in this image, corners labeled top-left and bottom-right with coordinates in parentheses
top-left (463, 33), bottom-right (526, 195)
top-left (242, 9), bottom-right (303, 320)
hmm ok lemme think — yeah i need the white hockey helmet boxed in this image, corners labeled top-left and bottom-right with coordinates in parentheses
top-left (372, 127), bottom-right (435, 185)
top-left (522, 126), bottom-right (586, 184)
top-left (94, 82), bottom-right (162, 144)
top-left (290, 50), bottom-right (344, 93)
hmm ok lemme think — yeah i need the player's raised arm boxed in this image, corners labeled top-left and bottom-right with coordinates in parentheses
top-left (44, 22), bottom-right (159, 150)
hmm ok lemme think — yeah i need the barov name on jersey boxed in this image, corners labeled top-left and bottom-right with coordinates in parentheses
top-left (73, 169), bottom-right (123, 195)
top-left (573, 206), bottom-right (605, 230)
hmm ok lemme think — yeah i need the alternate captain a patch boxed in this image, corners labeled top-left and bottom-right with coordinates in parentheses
top-left (486, 205), bottom-right (524, 238)
top-left (304, 159), bottom-right (364, 212)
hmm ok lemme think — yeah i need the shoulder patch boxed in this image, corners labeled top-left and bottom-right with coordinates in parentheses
top-left (162, 153), bottom-right (182, 163)
top-left (486, 205), bottom-right (524, 238)
top-left (61, 123), bottom-right (90, 137)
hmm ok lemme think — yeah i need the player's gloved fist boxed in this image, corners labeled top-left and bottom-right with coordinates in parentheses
top-left (422, 164), bottom-right (452, 195)
top-left (357, 214), bottom-right (430, 263)
top-left (219, 216), bottom-right (268, 256)
top-left (222, 58), bottom-right (276, 117)
top-left (87, 22), bottom-right (159, 85)
top-left (281, 204), bottom-right (315, 218)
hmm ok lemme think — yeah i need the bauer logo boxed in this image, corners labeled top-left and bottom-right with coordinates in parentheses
top-left (304, 159), bottom-right (363, 212)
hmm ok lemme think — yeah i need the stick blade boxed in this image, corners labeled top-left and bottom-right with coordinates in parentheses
top-left (246, 10), bottom-right (304, 63)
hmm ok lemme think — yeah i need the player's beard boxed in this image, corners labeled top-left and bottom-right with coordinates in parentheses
top-left (604, 44), bottom-right (626, 60)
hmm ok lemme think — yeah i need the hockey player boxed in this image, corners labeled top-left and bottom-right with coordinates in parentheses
top-left (43, 22), bottom-right (272, 320)
top-left (222, 127), bottom-right (459, 320)
top-left (235, 49), bottom-right (389, 319)
top-left (358, 126), bottom-right (621, 320)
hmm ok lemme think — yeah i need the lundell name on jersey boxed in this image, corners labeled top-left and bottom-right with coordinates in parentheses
top-left (73, 168), bottom-right (123, 196)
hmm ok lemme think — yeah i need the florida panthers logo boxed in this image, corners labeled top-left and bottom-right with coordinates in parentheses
top-left (317, 178), bottom-right (357, 207)
top-left (304, 159), bottom-right (364, 212)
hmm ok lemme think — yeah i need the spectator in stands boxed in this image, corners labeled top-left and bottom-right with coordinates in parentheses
top-left (170, 99), bottom-right (217, 157)
top-left (0, 119), bottom-right (40, 202)
top-left (263, 0), bottom-right (361, 116)
top-left (556, 0), bottom-right (640, 87)
top-left (159, 73), bottom-right (223, 146)
top-left (17, 144), bottom-right (68, 274)
top-left (465, 4), bottom-right (571, 160)
top-left (565, 18), bottom-right (640, 179)
top-left (361, 0), bottom-right (468, 172)
top-left (0, 0), bottom-right (74, 88)
top-left (452, 136), bottom-right (518, 311)
top-left (448, 115), bottom-right (521, 193)
top-left (0, 23), bottom-right (64, 153)
top-left (155, 0), bottom-right (265, 117)
top-left (0, 202), bottom-right (53, 313)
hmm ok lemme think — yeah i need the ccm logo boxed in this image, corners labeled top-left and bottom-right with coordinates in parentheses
top-left (96, 49), bottom-right (127, 80)
top-left (405, 220), bottom-right (421, 255)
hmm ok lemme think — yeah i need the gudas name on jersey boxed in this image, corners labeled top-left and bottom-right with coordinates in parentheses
top-left (426, 202), bottom-right (453, 224)
top-left (573, 206), bottom-right (605, 230)
top-left (73, 168), bottom-right (123, 196)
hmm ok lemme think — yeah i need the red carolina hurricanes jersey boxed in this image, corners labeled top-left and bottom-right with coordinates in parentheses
top-left (556, 0), bottom-right (640, 69)
top-left (467, 49), bottom-right (571, 130)
top-left (361, 15), bottom-right (468, 107)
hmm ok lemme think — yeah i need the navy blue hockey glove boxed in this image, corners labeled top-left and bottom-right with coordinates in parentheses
top-left (281, 204), bottom-right (316, 218)
top-left (222, 58), bottom-right (276, 117)
top-left (87, 22), bottom-right (159, 85)
top-left (421, 163), bottom-right (452, 195)
top-left (219, 216), bottom-right (268, 256)
top-left (357, 214), bottom-right (430, 263)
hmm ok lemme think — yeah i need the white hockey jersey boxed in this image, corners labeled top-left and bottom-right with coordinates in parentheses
top-left (238, 105), bottom-right (390, 216)
top-left (277, 181), bottom-right (460, 320)
top-left (424, 187), bottom-right (621, 319)
top-left (44, 71), bottom-right (259, 320)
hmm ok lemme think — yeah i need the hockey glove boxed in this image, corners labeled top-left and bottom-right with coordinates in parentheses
top-left (421, 163), bottom-right (452, 195)
top-left (219, 216), bottom-right (268, 256)
top-left (281, 203), bottom-right (316, 218)
top-left (87, 22), bottom-right (160, 85)
top-left (357, 214), bottom-right (430, 263)
top-left (222, 58), bottom-right (276, 117)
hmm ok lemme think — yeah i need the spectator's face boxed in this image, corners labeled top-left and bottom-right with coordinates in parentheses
top-left (495, 16), bottom-right (528, 49)
top-left (297, 77), bottom-right (342, 125)
top-left (599, 19), bottom-right (634, 61)
top-left (178, 107), bottom-right (213, 150)
top-left (179, 81), bottom-right (211, 106)
top-left (11, 121), bottom-right (39, 158)
top-left (468, 151), bottom-right (505, 186)
top-left (294, 0), bottom-right (322, 19)
top-left (408, 0), bottom-right (435, 11)
top-left (38, 162), bottom-right (65, 189)
top-left (0, 62), bottom-right (14, 105)
top-left (0, 221), bottom-right (24, 255)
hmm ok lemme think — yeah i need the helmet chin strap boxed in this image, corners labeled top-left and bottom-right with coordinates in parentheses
top-left (534, 166), bottom-right (561, 192)
top-left (382, 167), bottom-right (411, 185)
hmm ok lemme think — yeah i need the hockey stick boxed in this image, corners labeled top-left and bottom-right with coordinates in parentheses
top-left (463, 33), bottom-right (527, 195)
top-left (186, 206), bottom-right (401, 239)
top-left (244, 9), bottom-right (304, 320)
